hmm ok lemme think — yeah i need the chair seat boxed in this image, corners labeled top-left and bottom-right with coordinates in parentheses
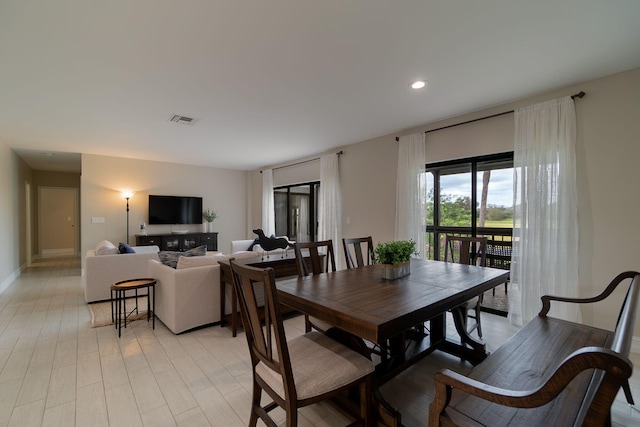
top-left (256, 331), bottom-right (374, 401)
top-left (457, 295), bottom-right (480, 309)
top-left (308, 316), bottom-right (333, 332)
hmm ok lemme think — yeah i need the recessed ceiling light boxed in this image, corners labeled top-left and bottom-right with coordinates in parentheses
top-left (410, 80), bottom-right (427, 89)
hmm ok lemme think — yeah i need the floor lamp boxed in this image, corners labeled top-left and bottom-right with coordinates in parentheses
top-left (122, 191), bottom-right (134, 245)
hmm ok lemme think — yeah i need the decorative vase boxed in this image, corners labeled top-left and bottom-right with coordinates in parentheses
top-left (206, 222), bottom-right (213, 233)
top-left (380, 260), bottom-right (411, 280)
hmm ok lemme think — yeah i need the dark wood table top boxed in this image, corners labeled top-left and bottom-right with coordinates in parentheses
top-left (276, 259), bottom-right (510, 344)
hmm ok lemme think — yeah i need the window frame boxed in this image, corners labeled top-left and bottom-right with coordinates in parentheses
top-left (426, 151), bottom-right (514, 260)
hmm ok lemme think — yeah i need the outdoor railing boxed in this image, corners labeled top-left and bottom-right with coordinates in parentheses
top-left (426, 227), bottom-right (513, 272)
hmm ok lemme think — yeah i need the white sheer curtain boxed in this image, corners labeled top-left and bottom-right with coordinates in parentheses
top-left (318, 154), bottom-right (342, 268)
top-left (395, 132), bottom-right (426, 258)
top-left (298, 197), bottom-right (309, 243)
top-left (261, 169), bottom-right (275, 236)
top-left (509, 96), bottom-right (580, 326)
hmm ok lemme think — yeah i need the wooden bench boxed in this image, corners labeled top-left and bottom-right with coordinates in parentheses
top-left (429, 271), bottom-right (640, 427)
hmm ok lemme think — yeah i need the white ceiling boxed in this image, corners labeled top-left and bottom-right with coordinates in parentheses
top-left (2, 1), bottom-right (640, 172)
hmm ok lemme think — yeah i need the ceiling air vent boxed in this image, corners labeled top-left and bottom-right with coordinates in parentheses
top-left (168, 114), bottom-right (197, 125)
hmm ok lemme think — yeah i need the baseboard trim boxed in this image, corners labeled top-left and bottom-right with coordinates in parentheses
top-left (0, 267), bottom-right (21, 295)
top-left (41, 248), bottom-right (75, 258)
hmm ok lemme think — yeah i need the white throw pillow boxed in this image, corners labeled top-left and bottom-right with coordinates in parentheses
top-left (95, 240), bottom-right (119, 255)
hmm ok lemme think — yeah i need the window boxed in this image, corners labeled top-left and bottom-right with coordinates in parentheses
top-left (425, 152), bottom-right (513, 260)
top-left (274, 182), bottom-right (320, 242)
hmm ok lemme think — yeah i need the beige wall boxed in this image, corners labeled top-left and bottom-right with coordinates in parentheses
top-left (80, 154), bottom-right (248, 268)
top-left (33, 170), bottom-right (80, 188)
top-left (0, 140), bottom-right (33, 291)
top-left (250, 67), bottom-right (640, 332)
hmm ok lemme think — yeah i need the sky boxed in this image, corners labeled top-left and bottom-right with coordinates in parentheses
top-left (429, 168), bottom-right (514, 208)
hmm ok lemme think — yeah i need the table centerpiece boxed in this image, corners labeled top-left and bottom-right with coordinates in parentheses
top-left (374, 239), bottom-right (418, 279)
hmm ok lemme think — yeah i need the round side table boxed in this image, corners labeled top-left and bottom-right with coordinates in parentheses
top-left (111, 278), bottom-right (156, 337)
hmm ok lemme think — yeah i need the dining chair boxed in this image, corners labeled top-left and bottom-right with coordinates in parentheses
top-left (443, 235), bottom-right (488, 338)
top-left (229, 259), bottom-right (374, 427)
top-left (342, 236), bottom-right (394, 358)
top-left (486, 239), bottom-right (512, 295)
top-left (342, 236), bottom-right (374, 269)
top-left (293, 240), bottom-right (337, 277)
top-left (293, 240), bottom-right (337, 333)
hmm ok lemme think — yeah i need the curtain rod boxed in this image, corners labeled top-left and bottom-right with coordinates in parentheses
top-left (395, 91), bottom-right (586, 141)
top-left (260, 150), bottom-right (343, 173)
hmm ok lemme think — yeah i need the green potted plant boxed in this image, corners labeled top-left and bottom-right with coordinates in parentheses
top-left (202, 209), bottom-right (217, 232)
top-left (373, 239), bottom-right (418, 279)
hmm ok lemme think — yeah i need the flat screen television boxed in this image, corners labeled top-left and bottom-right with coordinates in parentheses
top-left (148, 195), bottom-right (203, 225)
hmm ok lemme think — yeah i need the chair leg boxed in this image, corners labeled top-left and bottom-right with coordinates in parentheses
top-left (475, 304), bottom-right (483, 338)
top-left (304, 315), bottom-right (312, 333)
top-left (249, 383), bottom-right (261, 427)
top-left (359, 375), bottom-right (373, 426)
top-left (623, 380), bottom-right (634, 405)
top-left (285, 399), bottom-right (297, 427)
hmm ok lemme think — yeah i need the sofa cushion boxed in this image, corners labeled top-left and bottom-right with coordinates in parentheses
top-left (247, 237), bottom-right (260, 250)
top-left (118, 242), bottom-right (136, 254)
top-left (158, 245), bottom-right (207, 268)
top-left (96, 240), bottom-right (119, 255)
top-left (231, 251), bottom-right (262, 260)
top-left (176, 253), bottom-right (223, 269)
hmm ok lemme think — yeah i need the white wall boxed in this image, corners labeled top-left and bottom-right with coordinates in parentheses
top-left (0, 140), bottom-right (32, 292)
top-left (250, 67), bottom-right (640, 332)
top-left (80, 154), bottom-right (248, 267)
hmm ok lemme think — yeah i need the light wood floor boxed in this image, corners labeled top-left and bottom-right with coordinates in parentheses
top-left (0, 257), bottom-right (638, 426)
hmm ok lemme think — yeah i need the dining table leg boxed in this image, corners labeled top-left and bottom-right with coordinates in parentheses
top-left (439, 306), bottom-right (489, 365)
top-left (324, 328), bottom-right (402, 427)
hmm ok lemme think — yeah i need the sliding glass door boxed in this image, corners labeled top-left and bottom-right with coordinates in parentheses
top-left (274, 182), bottom-right (320, 242)
top-left (426, 152), bottom-right (514, 260)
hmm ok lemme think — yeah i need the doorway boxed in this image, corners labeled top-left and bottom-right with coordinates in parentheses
top-left (274, 182), bottom-right (320, 243)
top-left (38, 187), bottom-right (79, 258)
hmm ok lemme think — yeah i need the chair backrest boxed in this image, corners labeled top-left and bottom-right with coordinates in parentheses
top-left (486, 239), bottom-right (512, 271)
top-left (293, 240), bottom-right (337, 277)
top-left (342, 236), bottom-right (374, 269)
top-left (444, 236), bottom-right (487, 267)
top-left (229, 259), bottom-right (297, 398)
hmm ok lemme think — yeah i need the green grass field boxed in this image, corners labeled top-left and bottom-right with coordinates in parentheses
top-left (482, 219), bottom-right (513, 228)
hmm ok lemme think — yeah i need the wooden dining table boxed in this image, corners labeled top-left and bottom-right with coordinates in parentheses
top-left (276, 258), bottom-right (510, 381)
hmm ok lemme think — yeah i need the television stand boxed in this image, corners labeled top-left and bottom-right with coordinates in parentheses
top-left (136, 232), bottom-right (218, 252)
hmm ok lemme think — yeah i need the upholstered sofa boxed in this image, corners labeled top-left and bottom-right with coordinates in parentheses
top-left (230, 239), bottom-right (257, 254)
top-left (84, 241), bottom-right (160, 303)
top-left (148, 251), bottom-right (260, 334)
